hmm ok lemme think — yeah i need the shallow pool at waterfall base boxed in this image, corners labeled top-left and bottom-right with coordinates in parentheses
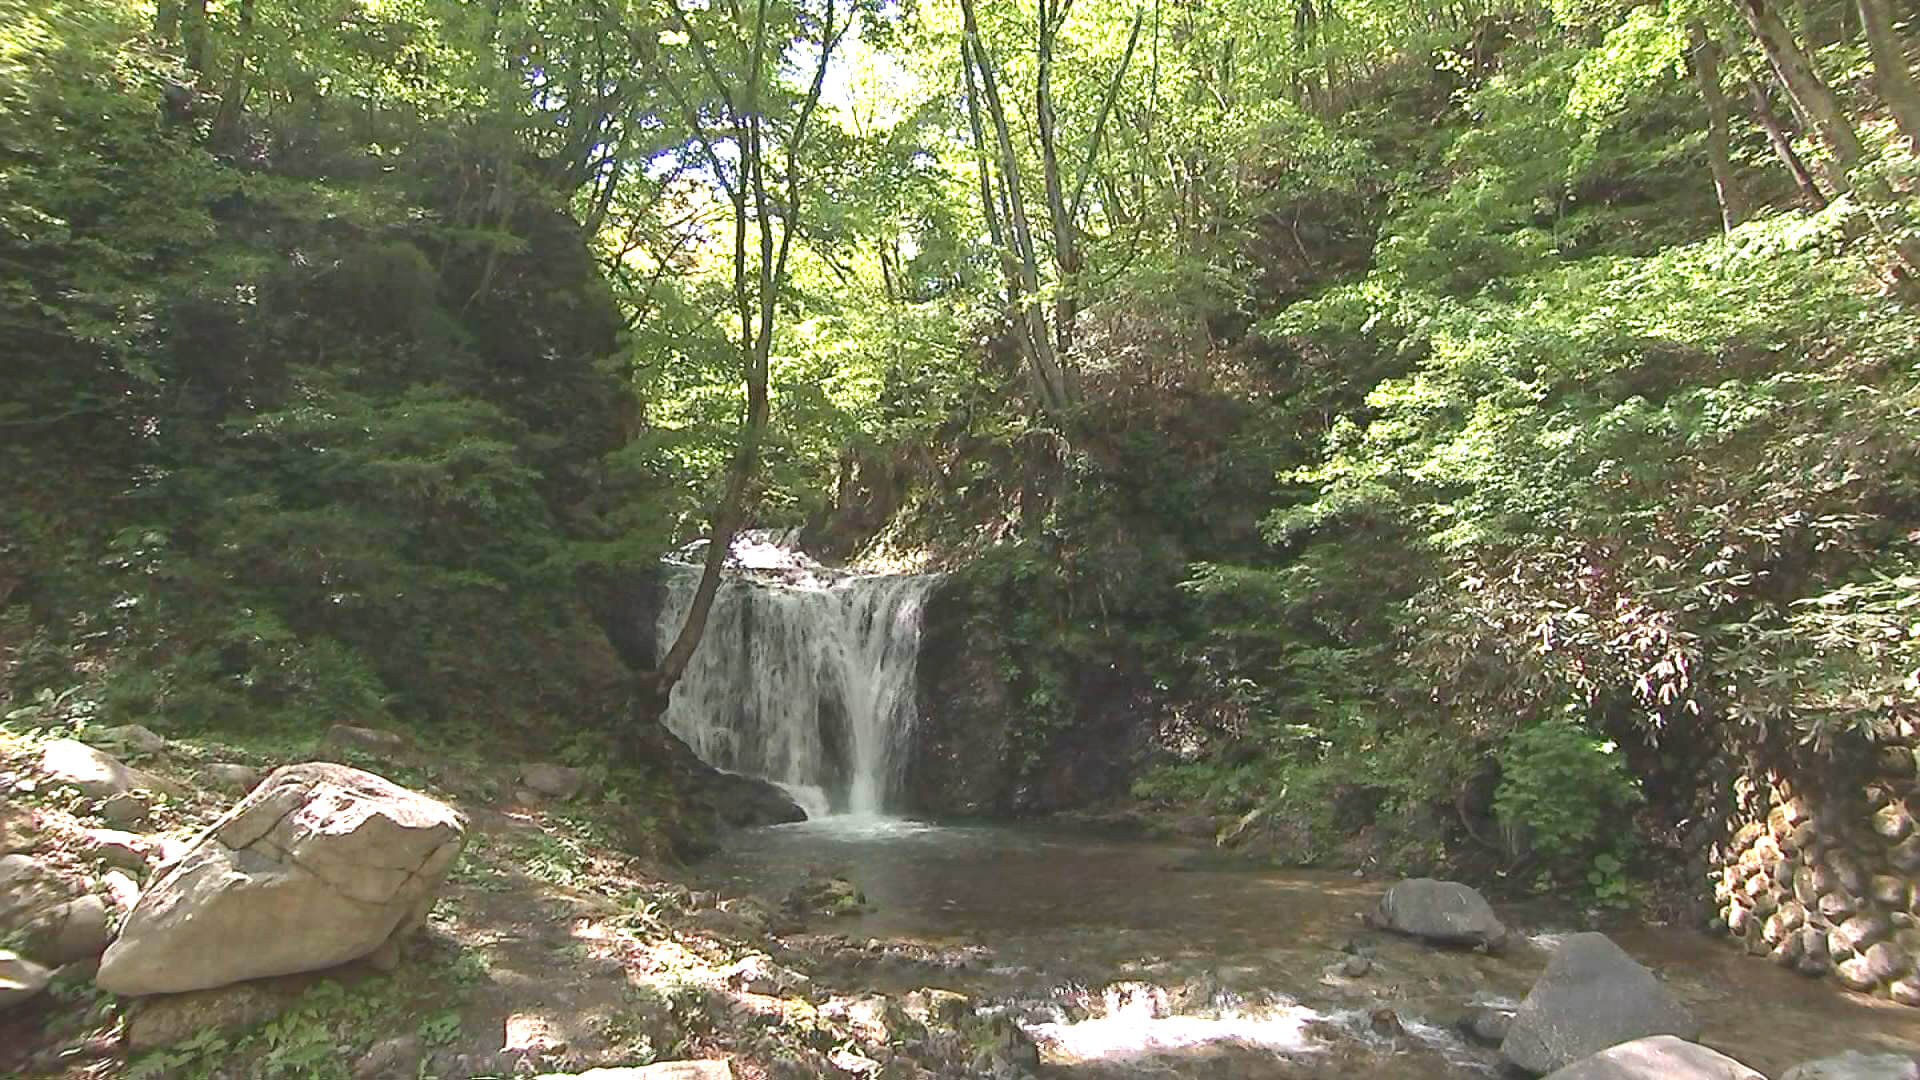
top-left (694, 818), bottom-right (1920, 1079)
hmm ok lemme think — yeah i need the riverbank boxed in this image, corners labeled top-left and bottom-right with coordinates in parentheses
top-left (9, 716), bottom-right (1918, 1079)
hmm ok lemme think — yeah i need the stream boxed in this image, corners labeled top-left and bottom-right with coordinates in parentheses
top-left (698, 816), bottom-right (1920, 1078)
top-left (662, 541), bottom-right (1920, 1076)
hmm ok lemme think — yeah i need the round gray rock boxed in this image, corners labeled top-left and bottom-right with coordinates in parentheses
top-left (1500, 932), bottom-right (1699, 1075)
top-left (1458, 1004), bottom-right (1513, 1046)
top-left (1541, 1035), bottom-right (1762, 1080)
top-left (519, 763), bottom-right (587, 801)
top-left (1373, 878), bottom-right (1509, 950)
top-left (201, 763), bottom-right (266, 793)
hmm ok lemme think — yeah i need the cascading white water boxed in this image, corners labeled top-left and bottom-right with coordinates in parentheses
top-left (657, 542), bottom-right (937, 818)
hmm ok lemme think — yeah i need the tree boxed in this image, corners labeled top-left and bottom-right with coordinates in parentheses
top-left (1688, 22), bottom-right (1747, 231)
top-left (1734, 0), bottom-right (1865, 182)
top-left (635, 0), bottom-right (850, 713)
top-left (1854, 0), bottom-right (1920, 153)
top-left (958, 0), bottom-right (1144, 426)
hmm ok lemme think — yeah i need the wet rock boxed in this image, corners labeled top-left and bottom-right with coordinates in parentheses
top-left (1540, 1035), bottom-right (1763, 1080)
top-left (1781, 1051), bottom-right (1920, 1080)
top-left (0, 949), bottom-right (52, 1011)
top-left (707, 770), bottom-right (809, 827)
top-left (37, 739), bottom-right (183, 799)
top-left (94, 724), bottom-right (168, 755)
top-left (202, 763), bottom-right (265, 792)
top-left (1341, 954), bottom-right (1372, 977)
top-left (1500, 932), bottom-right (1699, 1075)
top-left (966, 1012), bottom-right (1039, 1075)
top-left (1369, 1006), bottom-right (1405, 1037)
top-left (784, 873), bottom-right (868, 919)
top-left (98, 762), bottom-right (466, 995)
top-left (1458, 1005), bottom-right (1513, 1046)
top-left (1895, 977), bottom-right (1920, 1007)
top-left (519, 763), bottom-right (587, 801)
top-left (1372, 878), bottom-right (1508, 950)
top-left (354, 1034), bottom-right (423, 1079)
top-left (99, 791), bottom-right (153, 827)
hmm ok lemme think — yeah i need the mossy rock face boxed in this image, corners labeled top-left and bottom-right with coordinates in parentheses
top-left (782, 874), bottom-right (868, 919)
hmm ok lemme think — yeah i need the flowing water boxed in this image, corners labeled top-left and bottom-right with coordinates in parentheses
top-left (699, 818), bottom-right (1920, 1078)
top-left (656, 540), bottom-right (937, 816)
top-left (659, 539), bottom-right (1920, 1075)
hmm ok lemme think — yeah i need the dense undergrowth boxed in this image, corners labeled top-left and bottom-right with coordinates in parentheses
top-left (842, 8), bottom-right (1920, 900)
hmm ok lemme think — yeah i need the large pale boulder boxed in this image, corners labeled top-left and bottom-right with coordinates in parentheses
top-left (96, 762), bottom-right (466, 995)
top-left (1501, 933), bottom-right (1699, 1075)
top-left (37, 739), bottom-right (183, 799)
top-left (1373, 878), bottom-right (1509, 949)
top-left (1541, 1036), bottom-right (1763, 1080)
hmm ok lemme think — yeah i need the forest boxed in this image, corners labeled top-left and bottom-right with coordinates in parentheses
top-left (2, 0), bottom-right (1920, 1072)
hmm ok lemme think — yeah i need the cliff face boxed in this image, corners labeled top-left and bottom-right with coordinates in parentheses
top-left (906, 576), bottom-right (1157, 818)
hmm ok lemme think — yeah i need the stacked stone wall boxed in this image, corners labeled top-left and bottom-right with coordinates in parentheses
top-left (1709, 742), bottom-right (1920, 1002)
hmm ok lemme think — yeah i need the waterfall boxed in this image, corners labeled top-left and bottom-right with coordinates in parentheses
top-left (656, 545), bottom-right (937, 818)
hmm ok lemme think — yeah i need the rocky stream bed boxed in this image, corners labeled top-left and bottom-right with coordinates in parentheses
top-left (4, 723), bottom-right (1920, 1079)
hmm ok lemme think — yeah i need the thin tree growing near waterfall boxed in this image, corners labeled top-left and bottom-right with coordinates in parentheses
top-left (624, 0), bottom-right (853, 724)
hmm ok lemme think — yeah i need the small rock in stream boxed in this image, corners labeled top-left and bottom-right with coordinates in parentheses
top-left (1457, 1004), bottom-right (1513, 1046)
top-left (1369, 1006), bottom-right (1405, 1038)
top-left (1341, 954), bottom-right (1372, 977)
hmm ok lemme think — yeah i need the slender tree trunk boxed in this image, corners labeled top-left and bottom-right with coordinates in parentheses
top-left (210, 0), bottom-right (253, 148)
top-left (181, 0), bottom-right (210, 77)
top-left (644, 0), bottom-right (843, 705)
top-left (1856, 0), bottom-right (1920, 152)
top-left (1034, 0), bottom-right (1079, 362)
top-left (1690, 23), bottom-right (1748, 232)
top-left (1736, 0), bottom-right (1867, 183)
top-left (1738, 64), bottom-right (1830, 208)
top-left (960, 0), bottom-right (1072, 417)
